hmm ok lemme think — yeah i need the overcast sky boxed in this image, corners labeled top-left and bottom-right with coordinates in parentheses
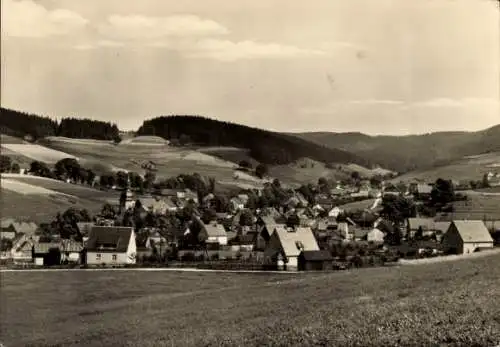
top-left (1, 0), bottom-right (499, 135)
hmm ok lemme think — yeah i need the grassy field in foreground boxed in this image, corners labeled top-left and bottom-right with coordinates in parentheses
top-left (2, 254), bottom-right (500, 346)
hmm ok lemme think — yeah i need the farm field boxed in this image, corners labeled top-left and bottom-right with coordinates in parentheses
top-left (2, 253), bottom-right (500, 346)
top-left (393, 152), bottom-right (500, 184)
top-left (0, 189), bottom-right (104, 223)
top-left (0, 134), bottom-right (26, 144)
top-left (1, 174), bottom-right (119, 201)
top-left (338, 198), bottom-right (377, 211)
top-left (439, 193), bottom-right (500, 221)
top-left (1, 143), bottom-right (76, 164)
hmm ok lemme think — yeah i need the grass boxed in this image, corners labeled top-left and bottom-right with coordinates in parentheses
top-left (0, 133), bottom-right (26, 144)
top-left (444, 193), bottom-right (500, 220)
top-left (393, 152), bottom-right (500, 184)
top-left (1, 144), bottom-right (76, 164)
top-left (0, 189), bottom-right (105, 223)
top-left (4, 175), bottom-right (118, 201)
top-left (2, 253), bottom-right (500, 346)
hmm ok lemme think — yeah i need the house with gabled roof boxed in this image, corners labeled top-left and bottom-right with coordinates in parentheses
top-left (198, 221), bottom-right (228, 246)
top-left (11, 234), bottom-right (39, 263)
top-left (264, 226), bottom-right (320, 271)
top-left (85, 226), bottom-right (136, 265)
top-left (442, 220), bottom-right (494, 254)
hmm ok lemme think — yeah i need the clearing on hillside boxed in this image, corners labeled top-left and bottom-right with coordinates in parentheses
top-left (0, 189), bottom-right (103, 223)
top-left (0, 133), bottom-right (26, 144)
top-left (393, 152), bottom-right (500, 183)
top-left (120, 136), bottom-right (169, 146)
top-left (2, 252), bottom-right (500, 346)
top-left (43, 136), bottom-right (113, 145)
top-left (1, 144), bottom-right (76, 164)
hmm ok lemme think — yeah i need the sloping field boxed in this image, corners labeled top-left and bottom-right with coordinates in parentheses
top-left (0, 189), bottom-right (104, 223)
top-left (1, 178), bottom-right (72, 196)
top-left (2, 174), bottom-right (118, 201)
top-left (2, 253), bottom-right (500, 346)
top-left (1, 144), bottom-right (76, 164)
top-left (43, 136), bottom-right (113, 145)
top-left (393, 152), bottom-right (500, 184)
top-left (120, 135), bottom-right (169, 145)
top-left (0, 134), bottom-right (26, 144)
top-left (437, 193), bottom-right (500, 221)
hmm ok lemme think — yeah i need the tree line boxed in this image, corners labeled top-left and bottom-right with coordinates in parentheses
top-left (0, 108), bottom-right (120, 141)
top-left (137, 115), bottom-right (372, 166)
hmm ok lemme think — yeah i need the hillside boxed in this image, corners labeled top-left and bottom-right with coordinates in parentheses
top-left (137, 116), bottom-right (372, 167)
top-left (392, 151), bottom-right (500, 184)
top-left (0, 107), bottom-right (120, 141)
top-left (295, 125), bottom-right (500, 173)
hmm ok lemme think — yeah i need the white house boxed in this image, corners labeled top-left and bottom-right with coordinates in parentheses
top-left (85, 226), bottom-right (136, 265)
top-left (264, 226), bottom-right (320, 271)
top-left (367, 228), bottom-right (385, 243)
top-left (442, 220), bottom-right (494, 254)
top-left (328, 206), bottom-right (343, 218)
top-left (198, 221), bottom-right (228, 246)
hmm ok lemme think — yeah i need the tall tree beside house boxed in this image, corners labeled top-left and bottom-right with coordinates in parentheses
top-left (101, 203), bottom-right (117, 219)
top-left (202, 208), bottom-right (217, 224)
top-left (10, 162), bottom-right (20, 174)
top-left (55, 158), bottom-right (81, 181)
top-left (239, 209), bottom-right (254, 227)
top-left (286, 213), bottom-right (300, 228)
top-left (482, 173), bottom-right (490, 188)
top-left (430, 178), bottom-right (455, 207)
top-left (116, 171), bottom-right (129, 188)
top-left (144, 171), bottom-right (156, 190)
top-left (297, 184), bottom-right (315, 204)
top-left (29, 160), bottom-right (53, 178)
top-left (0, 155), bottom-right (11, 173)
top-left (255, 163), bottom-right (269, 179)
top-left (86, 169), bottom-right (96, 186)
top-left (381, 195), bottom-right (416, 224)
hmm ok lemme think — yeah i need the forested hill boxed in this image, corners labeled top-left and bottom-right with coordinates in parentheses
top-left (0, 108), bottom-right (120, 141)
top-left (295, 124), bottom-right (500, 173)
top-left (137, 115), bottom-right (372, 166)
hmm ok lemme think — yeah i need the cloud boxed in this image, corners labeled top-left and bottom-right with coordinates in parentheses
top-left (185, 39), bottom-right (326, 61)
top-left (1, 0), bottom-right (88, 38)
top-left (412, 98), bottom-right (500, 108)
top-left (98, 14), bottom-right (229, 40)
top-left (348, 99), bottom-right (404, 105)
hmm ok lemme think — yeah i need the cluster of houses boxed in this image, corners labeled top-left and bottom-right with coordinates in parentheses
top-left (2, 202), bottom-right (497, 270)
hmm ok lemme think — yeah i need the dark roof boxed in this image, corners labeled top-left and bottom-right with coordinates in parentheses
top-left (34, 242), bottom-right (61, 254)
top-left (300, 250), bottom-right (334, 261)
top-left (86, 226), bottom-right (134, 253)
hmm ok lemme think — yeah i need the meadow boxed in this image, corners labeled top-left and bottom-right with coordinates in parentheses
top-left (1, 253), bottom-right (499, 346)
top-left (1, 144), bottom-right (76, 164)
top-left (393, 152), bottom-right (500, 184)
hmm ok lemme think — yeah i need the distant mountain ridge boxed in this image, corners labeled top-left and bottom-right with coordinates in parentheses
top-left (294, 125), bottom-right (500, 173)
top-left (137, 115), bottom-right (373, 167)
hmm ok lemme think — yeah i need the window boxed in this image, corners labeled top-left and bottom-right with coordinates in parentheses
top-left (112, 254), bottom-right (117, 261)
top-left (295, 241), bottom-right (304, 250)
top-left (96, 254), bottom-right (101, 261)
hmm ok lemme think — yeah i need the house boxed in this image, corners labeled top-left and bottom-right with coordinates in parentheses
top-left (298, 250), bottom-right (334, 271)
top-left (367, 228), bottom-right (385, 243)
top-left (33, 242), bottom-right (62, 266)
top-left (264, 226), bottom-right (320, 271)
top-left (198, 221), bottom-right (228, 246)
top-left (410, 183), bottom-right (433, 199)
top-left (1, 223), bottom-right (17, 240)
top-left (230, 196), bottom-right (247, 212)
top-left (60, 239), bottom-right (83, 263)
top-left (183, 189), bottom-right (199, 203)
top-left (76, 222), bottom-right (95, 237)
top-left (10, 234), bottom-right (39, 263)
top-left (351, 190), bottom-right (370, 199)
top-left (407, 218), bottom-right (450, 240)
top-left (136, 234), bottom-right (154, 260)
top-left (350, 226), bottom-right (370, 241)
top-left (256, 215), bottom-right (282, 243)
top-left (328, 206), bottom-right (343, 218)
top-left (85, 226), bottom-right (136, 265)
top-left (442, 220), bottom-right (494, 254)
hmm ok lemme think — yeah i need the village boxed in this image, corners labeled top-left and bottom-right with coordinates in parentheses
top-left (1, 160), bottom-right (499, 272)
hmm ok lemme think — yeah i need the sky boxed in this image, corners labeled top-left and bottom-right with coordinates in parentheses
top-left (1, 0), bottom-right (499, 135)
